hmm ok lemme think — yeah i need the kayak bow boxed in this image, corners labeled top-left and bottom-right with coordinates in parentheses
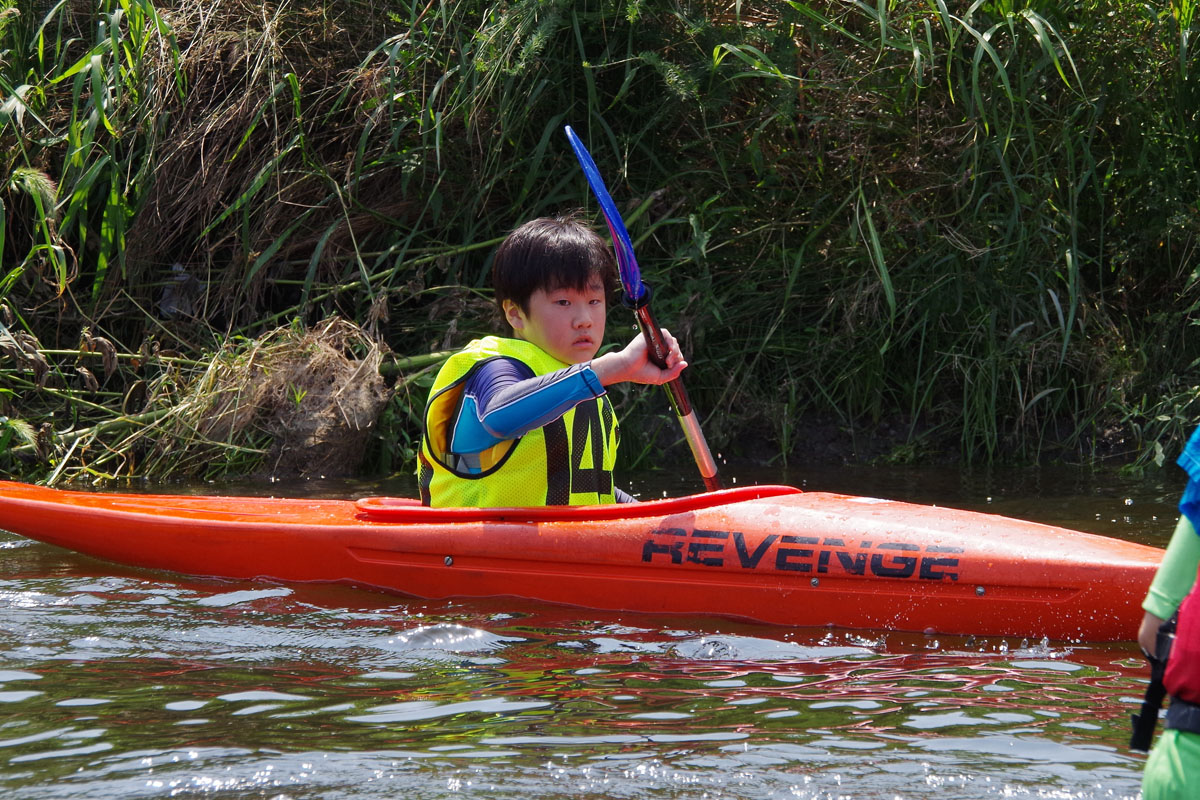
top-left (0, 481), bottom-right (1161, 641)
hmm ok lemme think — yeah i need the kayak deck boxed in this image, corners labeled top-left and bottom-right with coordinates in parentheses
top-left (0, 481), bottom-right (1161, 641)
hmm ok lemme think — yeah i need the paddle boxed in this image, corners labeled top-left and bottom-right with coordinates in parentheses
top-left (564, 125), bottom-right (721, 492)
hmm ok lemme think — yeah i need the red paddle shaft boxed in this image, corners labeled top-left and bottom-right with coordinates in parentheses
top-left (632, 302), bottom-right (721, 492)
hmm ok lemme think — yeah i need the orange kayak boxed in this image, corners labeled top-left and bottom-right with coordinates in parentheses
top-left (0, 480), bottom-right (1161, 641)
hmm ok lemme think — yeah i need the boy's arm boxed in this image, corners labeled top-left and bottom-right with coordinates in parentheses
top-left (1138, 514), bottom-right (1200, 652)
top-left (1144, 515), bottom-right (1200, 619)
top-left (1141, 427), bottom-right (1200, 652)
top-left (449, 358), bottom-right (606, 454)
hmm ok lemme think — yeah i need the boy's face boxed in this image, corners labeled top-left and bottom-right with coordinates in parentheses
top-left (504, 281), bottom-right (607, 365)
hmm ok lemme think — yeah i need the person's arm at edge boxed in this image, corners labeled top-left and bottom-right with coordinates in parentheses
top-left (1138, 514), bottom-right (1200, 654)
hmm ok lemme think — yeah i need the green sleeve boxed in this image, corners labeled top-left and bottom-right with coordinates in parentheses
top-left (1143, 515), bottom-right (1200, 620)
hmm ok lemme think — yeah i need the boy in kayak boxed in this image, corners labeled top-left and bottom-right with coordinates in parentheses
top-left (416, 214), bottom-right (687, 507)
top-left (1137, 426), bottom-right (1200, 799)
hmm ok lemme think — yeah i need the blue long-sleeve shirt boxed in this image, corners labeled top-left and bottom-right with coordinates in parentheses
top-left (448, 358), bottom-right (606, 455)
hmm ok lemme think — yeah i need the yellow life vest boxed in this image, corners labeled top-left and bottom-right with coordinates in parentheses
top-left (417, 336), bottom-right (619, 507)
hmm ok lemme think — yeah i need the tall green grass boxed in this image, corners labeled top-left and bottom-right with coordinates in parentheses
top-left (2, 0), bottom-right (1199, 482)
top-left (2, 0), bottom-right (179, 307)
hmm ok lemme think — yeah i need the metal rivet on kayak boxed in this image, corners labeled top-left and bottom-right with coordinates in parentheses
top-left (976, 586), bottom-right (985, 596)
top-left (810, 578), bottom-right (819, 587)
top-left (444, 556), bottom-right (453, 566)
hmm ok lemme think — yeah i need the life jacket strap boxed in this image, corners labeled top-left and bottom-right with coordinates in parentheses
top-left (1166, 696), bottom-right (1200, 734)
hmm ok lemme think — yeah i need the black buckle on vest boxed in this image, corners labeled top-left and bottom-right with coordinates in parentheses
top-left (1131, 613), bottom-right (1179, 752)
top-left (1167, 698), bottom-right (1200, 734)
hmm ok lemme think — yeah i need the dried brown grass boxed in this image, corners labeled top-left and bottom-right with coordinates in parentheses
top-left (133, 315), bottom-right (390, 478)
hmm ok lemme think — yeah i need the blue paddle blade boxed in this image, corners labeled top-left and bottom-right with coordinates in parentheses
top-left (564, 125), bottom-right (646, 303)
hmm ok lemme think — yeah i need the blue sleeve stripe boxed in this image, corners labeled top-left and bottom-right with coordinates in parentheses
top-left (448, 396), bottom-right (489, 457)
top-left (580, 365), bottom-right (605, 397)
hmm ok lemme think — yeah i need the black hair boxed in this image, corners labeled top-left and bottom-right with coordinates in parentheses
top-left (492, 213), bottom-right (617, 314)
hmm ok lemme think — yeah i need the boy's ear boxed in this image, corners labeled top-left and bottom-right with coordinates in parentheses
top-left (502, 299), bottom-right (525, 331)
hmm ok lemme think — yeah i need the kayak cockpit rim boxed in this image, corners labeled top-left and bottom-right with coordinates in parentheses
top-left (354, 484), bottom-right (802, 522)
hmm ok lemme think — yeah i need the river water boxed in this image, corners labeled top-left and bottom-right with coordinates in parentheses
top-left (0, 464), bottom-right (1182, 799)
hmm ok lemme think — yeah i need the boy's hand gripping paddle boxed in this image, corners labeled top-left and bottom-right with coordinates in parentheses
top-left (564, 125), bottom-right (721, 492)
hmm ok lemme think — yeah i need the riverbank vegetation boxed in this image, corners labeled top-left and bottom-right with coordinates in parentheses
top-left (2, 0), bottom-right (1198, 483)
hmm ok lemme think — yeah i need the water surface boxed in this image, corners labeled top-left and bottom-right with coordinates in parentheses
top-left (0, 464), bottom-right (1173, 798)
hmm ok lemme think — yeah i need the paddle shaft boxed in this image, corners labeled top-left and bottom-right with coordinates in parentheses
top-left (631, 302), bottom-right (721, 492)
top-left (562, 125), bottom-right (720, 492)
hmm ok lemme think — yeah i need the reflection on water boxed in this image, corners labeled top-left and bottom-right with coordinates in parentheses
top-left (0, 464), bottom-right (1170, 798)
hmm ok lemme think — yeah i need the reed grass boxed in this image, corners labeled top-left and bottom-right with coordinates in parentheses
top-left (2, 0), bottom-right (1199, 481)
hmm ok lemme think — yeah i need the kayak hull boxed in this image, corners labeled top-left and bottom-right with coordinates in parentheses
top-left (0, 481), bottom-right (1161, 641)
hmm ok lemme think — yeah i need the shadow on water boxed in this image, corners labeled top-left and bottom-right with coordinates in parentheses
top-left (0, 462), bottom-right (1172, 798)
